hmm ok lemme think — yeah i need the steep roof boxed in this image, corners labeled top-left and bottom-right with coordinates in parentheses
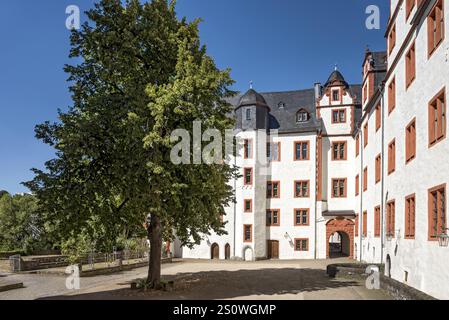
top-left (324, 70), bottom-right (349, 88)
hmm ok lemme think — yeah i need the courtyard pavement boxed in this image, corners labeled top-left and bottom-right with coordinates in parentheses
top-left (0, 258), bottom-right (392, 300)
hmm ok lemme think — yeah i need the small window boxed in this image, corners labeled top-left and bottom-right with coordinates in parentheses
top-left (295, 181), bottom-right (310, 198)
top-left (244, 225), bottom-right (253, 242)
top-left (363, 211), bottom-right (368, 237)
top-left (388, 23), bottom-right (396, 55)
top-left (428, 184), bottom-right (446, 240)
top-left (267, 142), bottom-right (281, 162)
top-left (428, 88), bottom-right (446, 147)
top-left (244, 199), bottom-right (252, 213)
top-left (374, 206), bottom-right (381, 237)
top-left (266, 210), bottom-right (280, 227)
top-left (294, 209), bottom-right (309, 226)
top-left (388, 139), bottom-right (396, 175)
top-left (406, 43), bottom-right (416, 88)
top-left (244, 168), bottom-right (253, 185)
top-left (244, 139), bottom-right (252, 159)
top-left (406, 0), bottom-right (416, 20)
top-left (332, 109), bottom-right (346, 123)
top-left (294, 239), bottom-right (309, 251)
top-left (388, 78), bottom-right (396, 114)
top-left (246, 108), bottom-right (251, 121)
top-left (355, 214), bottom-right (359, 236)
top-left (356, 134), bottom-right (360, 157)
top-left (332, 89), bottom-right (340, 101)
top-left (387, 200), bottom-right (396, 237)
top-left (332, 141), bottom-right (347, 161)
top-left (376, 103), bottom-right (381, 131)
top-left (405, 194), bottom-right (416, 239)
top-left (375, 154), bottom-right (381, 183)
top-left (332, 178), bottom-right (347, 198)
top-left (294, 141), bottom-right (309, 161)
top-left (267, 181), bottom-right (280, 199)
top-left (428, 0), bottom-right (445, 57)
top-left (363, 167), bottom-right (368, 192)
top-left (364, 123), bottom-right (369, 147)
top-left (296, 110), bottom-right (309, 123)
top-left (406, 119), bottom-right (416, 163)
top-left (355, 175), bottom-right (360, 196)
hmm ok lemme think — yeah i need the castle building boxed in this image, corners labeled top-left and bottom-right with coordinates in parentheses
top-left (175, 0), bottom-right (449, 299)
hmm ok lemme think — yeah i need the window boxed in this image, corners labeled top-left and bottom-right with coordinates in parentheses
top-left (375, 154), bottom-right (381, 183)
top-left (406, 42), bottom-right (416, 88)
top-left (388, 78), bottom-right (396, 114)
top-left (244, 168), bottom-right (253, 185)
top-left (332, 141), bottom-right (347, 160)
top-left (244, 225), bottom-right (252, 242)
top-left (428, 0), bottom-right (445, 57)
top-left (355, 175), bottom-right (360, 196)
top-left (376, 103), bottom-right (381, 131)
top-left (406, 119), bottom-right (416, 163)
top-left (294, 141), bottom-right (309, 161)
top-left (355, 214), bottom-right (359, 236)
top-left (363, 84), bottom-right (368, 103)
top-left (244, 139), bottom-right (252, 159)
top-left (387, 200), bottom-right (396, 238)
top-left (406, 0), bottom-right (416, 20)
top-left (363, 211), bottom-right (368, 237)
top-left (246, 108), bottom-right (251, 121)
top-left (428, 88), bottom-right (446, 147)
top-left (363, 123), bottom-right (369, 147)
top-left (295, 180), bottom-right (310, 198)
top-left (374, 206), bottom-right (381, 237)
top-left (266, 210), bottom-right (280, 227)
top-left (294, 209), bottom-right (309, 226)
top-left (296, 110), bottom-right (309, 123)
top-left (332, 178), bottom-right (347, 198)
top-left (332, 89), bottom-right (340, 101)
top-left (267, 181), bottom-right (280, 198)
top-left (332, 109), bottom-right (346, 123)
top-left (244, 199), bottom-right (252, 213)
top-left (356, 134), bottom-right (360, 157)
top-left (428, 184), bottom-right (446, 241)
top-left (388, 139), bottom-right (396, 175)
top-left (405, 194), bottom-right (416, 239)
top-left (294, 239), bottom-right (309, 251)
top-left (363, 167), bottom-right (368, 191)
top-left (388, 23), bottom-right (396, 55)
top-left (267, 142), bottom-right (281, 162)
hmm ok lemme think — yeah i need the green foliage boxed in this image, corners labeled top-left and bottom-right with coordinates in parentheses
top-left (24, 0), bottom-right (237, 279)
top-left (61, 231), bottom-right (94, 264)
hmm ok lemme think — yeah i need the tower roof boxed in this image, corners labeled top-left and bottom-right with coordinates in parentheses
top-left (324, 70), bottom-right (349, 88)
top-left (237, 89), bottom-right (269, 108)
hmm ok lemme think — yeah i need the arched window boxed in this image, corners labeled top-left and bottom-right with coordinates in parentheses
top-left (296, 109), bottom-right (309, 123)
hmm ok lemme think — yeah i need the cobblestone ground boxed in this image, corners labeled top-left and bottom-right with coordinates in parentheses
top-left (0, 258), bottom-right (392, 300)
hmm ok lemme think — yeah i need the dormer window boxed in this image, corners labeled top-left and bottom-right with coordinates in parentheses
top-left (332, 89), bottom-right (340, 101)
top-left (278, 102), bottom-right (286, 109)
top-left (246, 108), bottom-right (251, 121)
top-left (296, 110), bottom-right (309, 123)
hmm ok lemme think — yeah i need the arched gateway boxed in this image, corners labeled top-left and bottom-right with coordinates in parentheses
top-left (326, 218), bottom-right (355, 259)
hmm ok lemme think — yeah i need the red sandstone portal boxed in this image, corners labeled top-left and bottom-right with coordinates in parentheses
top-left (326, 218), bottom-right (355, 259)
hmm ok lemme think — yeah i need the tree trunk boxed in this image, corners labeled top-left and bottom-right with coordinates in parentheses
top-left (147, 215), bottom-right (163, 289)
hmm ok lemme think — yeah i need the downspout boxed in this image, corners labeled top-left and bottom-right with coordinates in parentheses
top-left (233, 153), bottom-right (237, 258)
top-left (379, 82), bottom-right (386, 264)
top-left (359, 124), bottom-right (364, 262)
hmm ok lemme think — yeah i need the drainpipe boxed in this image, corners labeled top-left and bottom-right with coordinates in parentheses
top-left (233, 153), bottom-right (237, 258)
top-left (379, 82), bottom-right (386, 265)
top-left (359, 123), bottom-right (364, 262)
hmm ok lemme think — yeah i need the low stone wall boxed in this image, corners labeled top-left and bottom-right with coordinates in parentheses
top-left (326, 263), bottom-right (436, 300)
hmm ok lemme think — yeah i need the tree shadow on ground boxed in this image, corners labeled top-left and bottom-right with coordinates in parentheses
top-left (40, 267), bottom-right (363, 300)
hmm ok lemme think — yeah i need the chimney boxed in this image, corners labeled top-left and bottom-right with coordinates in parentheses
top-left (314, 83), bottom-right (322, 101)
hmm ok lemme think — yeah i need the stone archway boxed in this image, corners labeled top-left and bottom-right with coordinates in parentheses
top-left (211, 243), bottom-right (219, 260)
top-left (326, 218), bottom-right (355, 259)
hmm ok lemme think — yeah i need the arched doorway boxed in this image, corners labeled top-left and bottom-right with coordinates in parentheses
top-left (211, 243), bottom-right (219, 260)
top-left (328, 231), bottom-right (350, 258)
top-left (326, 218), bottom-right (355, 259)
top-left (225, 244), bottom-right (231, 260)
top-left (386, 255), bottom-right (392, 278)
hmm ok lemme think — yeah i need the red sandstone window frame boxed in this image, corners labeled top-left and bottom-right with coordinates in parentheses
top-left (266, 209), bottom-right (281, 227)
top-left (388, 78), bottom-right (396, 114)
top-left (331, 109), bottom-right (346, 124)
top-left (388, 139), bottom-right (396, 175)
top-left (243, 167), bottom-right (253, 186)
top-left (294, 141), bottom-right (310, 161)
top-left (427, 0), bottom-right (445, 59)
top-left (374, 206), bottom-right (381, 237)
top-left (294, 208), bottom-right (310, 226)
top-left (363, 167), bottom-right (368, 192)
top-left (387, 200), bottom-right (396, 238)
top-left (405, 118), bottom-right (416, 164)
top-left (267, 181), bottom-right (281, 199)
top-left (363, 211), bottom-right (368, 237)
top-left (405, 42), bottom-right (416, 89)
top-left (355, 214), bottom-right (359, 237)
top-left (375, 103), bottom-right (381, 131)
top-left (428, 184), bottom-right (447, 241)
top-left (331, 141), bottom-right (347, 161)
top-left (332, 89), bottom-right (340, 102)
top-left (267, 142), bottom-right (281, 162)
top-left (331, 178), bottom-right (347, 198)
top-left (428, 88), bottom-right (446, 148)
top-left (388, 23), bottom-right (396, 55)
top-left (244, 199), bottom-right (253, 213)
top-left (375, 154), bottom-right (381, 184)
top-left (294, 238), bottom-right (309, 252)
top-left (294, 180), bottom-right (310, 198)
top-left (405, 194), bottom-right (416, 239)
top-left (243, 139), bottom-right (253, 159)
top-left (406, 0), bottom-right (416, 20)
top-left (363, 123), bottom-right (369, 148)
top-left (356, 134), bottom-right (360, 157)
top-left (355, 175), bottom-right (360, 196)
top-left (243, 225), bottom-right (253, 243)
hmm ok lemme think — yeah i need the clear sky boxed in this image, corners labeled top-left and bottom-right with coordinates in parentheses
top-left (0, 0), bottom-right (389, 194)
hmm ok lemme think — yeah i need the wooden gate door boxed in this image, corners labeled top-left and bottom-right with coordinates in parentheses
top-left (267, 241), bottom-right (279, 259)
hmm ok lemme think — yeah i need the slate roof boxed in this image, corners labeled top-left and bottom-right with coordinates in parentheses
top-left (324, 70), bottom-right (349, 88)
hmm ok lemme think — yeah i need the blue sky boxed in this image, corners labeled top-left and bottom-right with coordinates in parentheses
top-left (0, 0), bottom-right (389, 194)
